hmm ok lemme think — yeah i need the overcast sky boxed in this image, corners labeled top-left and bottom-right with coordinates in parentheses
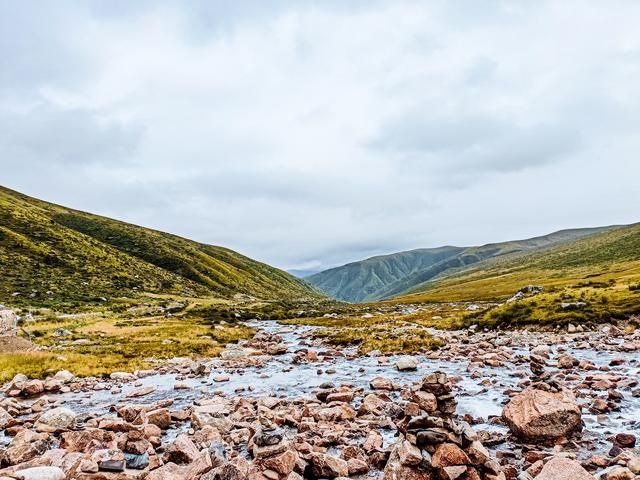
top-left (2, 1), bottom-right (639, 272)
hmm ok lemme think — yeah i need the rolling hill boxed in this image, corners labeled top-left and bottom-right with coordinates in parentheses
top-left (308, 226), bottom-right (618, 302)
top-left (0, 186), bottom-right (322, 304)
top-left (395, 221), bottom-right (640, 304)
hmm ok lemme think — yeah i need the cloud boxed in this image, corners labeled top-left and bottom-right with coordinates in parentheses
top-left (1, 0), bottom-right (639, 270)
top-left (0, 103), bottom-right (143, 167)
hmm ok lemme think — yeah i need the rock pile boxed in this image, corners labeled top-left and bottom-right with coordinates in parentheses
top-left (386, 371), bottom-right (506, 480)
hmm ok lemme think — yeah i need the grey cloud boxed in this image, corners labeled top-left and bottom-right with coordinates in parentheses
top-left (1, 0), bottom-right (639, 270)
top-left (0, 103), bottom-right (143, 167)
top-left (370, 113), bottom-right (583, 175)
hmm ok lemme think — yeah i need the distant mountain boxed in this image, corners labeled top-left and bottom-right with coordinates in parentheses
top-left (308, 227), bottom-right (618, 302)
top-left (0, 186), bottom-right (323, 304)
top-left (395, 222), bottom-right (640, 303)
top-left (287, 268), bottom-right (322, 278)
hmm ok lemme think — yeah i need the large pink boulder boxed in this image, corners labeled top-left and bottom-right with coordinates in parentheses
top-left (502, 388), bottom-right (581, 442)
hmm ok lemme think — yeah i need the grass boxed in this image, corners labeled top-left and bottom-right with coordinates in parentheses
top-left (0, 296), bottom-right (259, 382)
top-left (282, 312), bottom-right (446, 354)
top-left (0, 185), bottom-right (322, 305)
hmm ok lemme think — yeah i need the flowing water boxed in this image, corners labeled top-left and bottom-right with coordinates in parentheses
top-left (17, 321), bottom-right (640, 457)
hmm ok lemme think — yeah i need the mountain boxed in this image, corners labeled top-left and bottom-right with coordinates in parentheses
top-left (0, 186), bottom-right (322, 304)
top-left (394, 222), bottom-right (640, 304)
top-left (308, 227), bottom-right (618, 302)
top-left (287, 268), bottom-right (322, 278)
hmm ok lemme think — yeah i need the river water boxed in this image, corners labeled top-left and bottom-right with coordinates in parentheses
top-left (4, 321), bottom-right (639, 458)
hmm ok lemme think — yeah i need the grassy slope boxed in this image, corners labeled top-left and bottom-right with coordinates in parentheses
top-left (307, 246), bottom-right (465, 303)
top-left (396, 223), bottom-right (640, 302)
top-left (388, 224), bottom-right (640, 327)
top-left (0, 185), bottom-right (321, 304)
top-left (308, 227), bottom-right (613, 303)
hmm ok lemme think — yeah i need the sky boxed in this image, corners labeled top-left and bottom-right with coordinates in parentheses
top-left (2, 1), bottom-right (640, 273)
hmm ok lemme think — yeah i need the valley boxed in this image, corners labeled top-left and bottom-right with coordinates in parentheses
top-left (1, 187), bottom-right (639, 480)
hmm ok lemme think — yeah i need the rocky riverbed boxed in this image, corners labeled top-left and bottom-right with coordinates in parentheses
top-left (0, 321), bottom-right (639, 479)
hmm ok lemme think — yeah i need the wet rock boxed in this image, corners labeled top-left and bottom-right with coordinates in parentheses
top-left (371, 377), bottom-right (394, 390)
top-left (396, 357), bottom-right (418, 371)
top-left (347, 457), bottom-right (369, 475)
top-left (502, 388), bottom-right (582, 441)
top-left (22, 379), bottom-right (45, 397)
top-left (614, 433), bottom-right (636, 448)
top-left (534, 456), bottom-right (593, 480)
top-left (125, 452), bottom-right (150, 469)
top-left (127, 386), bottom-right (155, 397)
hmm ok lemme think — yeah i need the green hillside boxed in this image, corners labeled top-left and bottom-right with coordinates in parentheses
top-left (0, 186), bottom-right (322, 304)
top-left (308, 227), bottom-right (614, 302)
top-left (396, 222), bottom-right (640, 303)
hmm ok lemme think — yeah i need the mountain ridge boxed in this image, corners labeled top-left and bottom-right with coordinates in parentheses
top-left (308, 226), bottom-right (620, 302)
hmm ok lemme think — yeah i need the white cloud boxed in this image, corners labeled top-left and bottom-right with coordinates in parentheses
top-left (1, 0), bottom-right (639, 270)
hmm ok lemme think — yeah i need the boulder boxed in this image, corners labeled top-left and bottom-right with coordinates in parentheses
top-left (370, 377), bottom-right (394, 390)
top-left (396, 357), bottom-right (418, 371)
top-left (36, 407), bottom-right (77, 432)
top-left (165, 434), bottom-right (200, 464)
top-left (146, 408), bottom-right (172, 429)
top-left (502, 388), bottom-right (581, 441)
top-left (534, 456), bottom-right (594, 480)
top-left (0, 407), bottom-right (15, 429)
top-left (310, 453), bottom-right (349, 478)
top-left (13, 466), bottom-right (65, 480)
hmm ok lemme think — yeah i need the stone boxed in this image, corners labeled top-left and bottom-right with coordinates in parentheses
top-left (165, 433), bottom-right (201, 464)
top-left (310, 453), bottom-right (349, 478)
top-left (614, 433), bottom-right (636, 448)
top-left (431, 443), bottom-right (470, 468)
top-left (502, 388), bottom-right (582, 441)
top-left (348, 458), bottom-right (369, 475)
top-left (0, 407), bottom-right (15, 429)
top-left (13, 467), bottom-right (65, 480)
top-left (371, 377), bottom-right (394, 390)
top-left (4, 430), bottom-right (50, 465)
top-left (534, 456), bottom-right (594, 480)
top-left (606, 467), bottom-right (635, 480)
top-left (125, 452), bottom-right (150, 469)
top-left (60, 429), bottom-right (115, 452)
top-left (36, 406), bottom-right (77, 432)
top-left (358, 394), bottom-right (387, 416)
top-left (146, 408), bottom-right (172, 429)
top-left (396, 357), bottom-right (418, 371)
top-left (261, 449), bottom-right (298, 475)
top-left (146, 462), bottom-right (184, 480)
top-left (383, 444), bottom-right (435, 480)
top-left (628, 457), bottom-right (640, 475)
top-left (413, 391), bottom-right (438, 413)
top-left (53, 370), bottom-right (75, 383)
top-left (23, 379), bottom-right (45, 396)
top-left (557, 355), bottom-right (576, 369)
top-left (397, 440), bottom-right (422, 467)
